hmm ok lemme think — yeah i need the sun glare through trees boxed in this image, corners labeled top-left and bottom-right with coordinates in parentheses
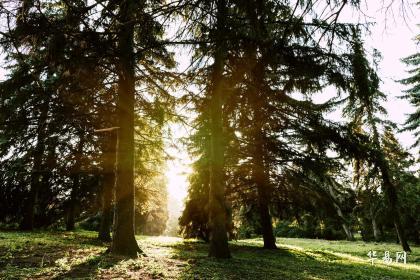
top-left (0, 0), bottom-right (419, 279)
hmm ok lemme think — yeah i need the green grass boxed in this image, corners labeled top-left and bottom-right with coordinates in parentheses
top-left (0, 230), bottom-right (419, 279)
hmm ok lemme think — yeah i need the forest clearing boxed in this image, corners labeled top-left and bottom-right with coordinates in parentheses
top-left (1, 1), bottom-right (419, 279)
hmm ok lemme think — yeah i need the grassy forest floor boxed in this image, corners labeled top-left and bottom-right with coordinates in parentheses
top-left (0, 230), bottom-right (419, 279)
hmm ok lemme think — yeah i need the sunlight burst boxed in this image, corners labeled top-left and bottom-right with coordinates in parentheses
top-left (165, 160), bottom-right (190, 203)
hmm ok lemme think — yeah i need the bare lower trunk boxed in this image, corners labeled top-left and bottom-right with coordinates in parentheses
top-left (98, 184), bottom-right (113, 241)
top-left (98, 175), bottom-right (114, 242)
top-left (253, 130), bottom-right (276, 249)
top-left (20, 176), bottom-right (40, 230)
top-left (65, 198), bottom-right (76, 231)
top-left (66, 137), bottom-right (84, 231)
top-left (65, 176), bottom-right (79, 231)
top-left (65, 173), bottom-right (81, 231)
top-left (98, 133), bottom-right (117, 242)
top-left (372, 218), bottom-right (380, 241)
top-left (341, 224), bottom-right (354, 241)
top-left (328, 185), bottom-right (354, 241)
top-left (379, 164), bottom-right (411, 252)
top-left (258, 195), bottom-right (277, 249)
top-left (414, 228), bottom-right (420, 245)
top-left (370, 207), bottom-right (380, 242)
top-left (111, 0), bottom-right (141, 256)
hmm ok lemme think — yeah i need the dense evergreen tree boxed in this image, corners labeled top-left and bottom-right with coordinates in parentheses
top-left (345, 29), bottom-right (411, 251)
top-left (0, 0), bottom-right (176, 255)
top-left (399, 2), bottom-right (419, 148)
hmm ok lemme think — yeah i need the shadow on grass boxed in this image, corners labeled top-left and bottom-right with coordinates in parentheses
top-left (0, 231), bottom-right (116, 279)
top-left (1, 232), bottom-right (418, 279)
top-left (167, 241), bottom-right (419, 280)
top-left (51, 252), bottom-right (121, 280)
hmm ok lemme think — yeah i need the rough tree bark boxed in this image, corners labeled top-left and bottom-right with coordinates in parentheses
top-left (208, 0), bottom-right (231, 259)
top-left (110, 0), bottom-right (142, 256)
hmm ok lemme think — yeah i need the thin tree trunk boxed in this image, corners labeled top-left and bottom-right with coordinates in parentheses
top-left (257, 185), bottom-right (277, 248)
top-left (295, 211), bottom-right (302, 226)
top-left (370, 206), bottom-right (380, 242)
top-left (253, 129), bottom-right (277, 249)
top-left (372, 217), bottom-right (380, 242)
top-left (20, 95), bottom-right (49, 230)
top-left (36, 139), bottom-right (57, 227)
top-left (66, 173), bottom-right (80, 231)
top-left (341, 224), bottom-right (354, 241)
top-left (111, 0), bottom-right (142, 256)
top-left (367, 106), bottom-right (411, 251)
top-left (379, 163), bottom-right (411, 252)
top-left (208, 0), bottom-right (231, 259)
top-left (339, 210), bottom-right (354, 241)
top-left (249, 59), bottom-right (277, 249)
top-left (244, 0), bottom-right (276, 249)
top-left (414, 227), bottom-right (420, 245)
top-left (328, 185), bottom-right (354, 241)
top-left (66, 136), bottom-right (85, 231)
top-left (98, 132), bottom-right (117, 242)
top-left (65, 191), bottom-right (76, 231)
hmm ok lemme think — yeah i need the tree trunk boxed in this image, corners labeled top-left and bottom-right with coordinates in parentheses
top-left (20, 95), bottom-right (49, 230)
top-left (340, 216), bottom-right (354, 241)
top-left (111, 0), bottom-right (142, 256)
top-left (341, 224), bottom-right (354, 241)
top-left (244, 0), bottom-right (276, 249)
top-left (65, 175), bottom-right (79, 231)
top-left (413, 228), bottom-right (420, 245)
top-left (253, 130), bottom-right (276, 249)
top-left (36, 139), bottom-right (57, 228)
top-left (66, 136), bottom-right (84, 231)
top-left (370, 206), bottom-right (380, 242)
top-left (65, 198), bottom-right (76, 231)
top-left (98, 132), bottom-right (117, 242)
top-left (379, 163), bottom-right (411, 252)
top-left (208, 0), bottom-right (230, 259)
top-left (328, 185), bottom-right (354, 241)
top-left (257, 189), bottom-right (277, 248)
top-left (372, 217), bottom-right (380, 242)
top-left (249, 56), bottom-right (277, 249)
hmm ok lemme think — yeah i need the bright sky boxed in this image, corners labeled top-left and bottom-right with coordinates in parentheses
top-left (164, 121), bottom-right (192, 226)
